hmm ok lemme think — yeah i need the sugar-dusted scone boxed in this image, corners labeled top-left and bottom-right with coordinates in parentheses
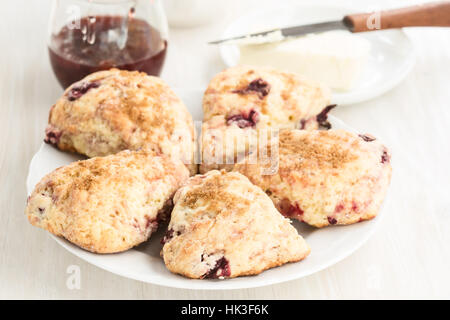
top-left (200, 65), bottom-right (333, 173)
top-left (26, 150), bottom-right (189, 253)
top-left (161, 170), bottom-right (310, 279)
top-left (202, 65), bottom-right (332, 128)
top-left (45, 68), bottom-right (197, 174)
top-left (232, 130), bottom-right (392, 228)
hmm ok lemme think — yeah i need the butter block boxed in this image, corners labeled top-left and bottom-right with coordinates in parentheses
top-left (238, 31), bottom-right (371, 91)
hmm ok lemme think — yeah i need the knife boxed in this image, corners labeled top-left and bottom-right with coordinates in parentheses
top-left (209, 1), bottom-right (450, 44)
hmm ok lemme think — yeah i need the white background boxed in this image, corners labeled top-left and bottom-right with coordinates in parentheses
top-left (0, 0), bottom-right (449, 299)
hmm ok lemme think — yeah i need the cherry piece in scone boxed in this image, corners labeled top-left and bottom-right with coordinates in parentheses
top-left (67, 81), bottom-right (100, 101)
top-left (381, 149), bottom-right (390, 164)
top-left (327, 216), bottom-right (338, 225)
top-left (277, 199), bottom-right (304, 218)
top-left (316, 104), bottom-right (337, 130)
top-left (359, 134), bottom-right (376, 142)
top-left (44, 125), bottom-right (62, 146)
top-left (226, 110), bottom-right (259, 129)
top-left (201, 257), bottom-right (231, 279)
top-left (233, 78), bottom-right (271, 99)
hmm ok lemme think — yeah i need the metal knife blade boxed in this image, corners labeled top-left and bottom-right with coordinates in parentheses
top-left (208, 20), bottom-right (349, 45)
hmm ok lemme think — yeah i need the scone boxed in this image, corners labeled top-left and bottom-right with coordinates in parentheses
top-left (45, 68), bottom-right (197, 174)
top-left (26, 150), bottom-right (189, 253)
top-left (232, 130), bottom-right (392, 227)
top-left (200, 65), bottom-right (333, 173)
top-left (161, 170), bottom-right (310, 279)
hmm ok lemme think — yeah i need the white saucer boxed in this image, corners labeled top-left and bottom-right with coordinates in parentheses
top-left (26, 89), bottom-right (389, 290)
top-left (219, 4), bottom-right (415, 105)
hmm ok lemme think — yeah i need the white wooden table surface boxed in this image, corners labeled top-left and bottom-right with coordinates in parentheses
top-left (1, 0), bottom-right (449, 299)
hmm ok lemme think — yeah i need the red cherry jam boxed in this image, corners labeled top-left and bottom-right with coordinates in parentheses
top-left (49, 16), bottom-right (167, 88)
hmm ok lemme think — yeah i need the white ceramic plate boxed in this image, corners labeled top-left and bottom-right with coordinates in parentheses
top-left (219, 4), bottom-right (415, 106)
top-left (26, 89), bottom-right (388, 290)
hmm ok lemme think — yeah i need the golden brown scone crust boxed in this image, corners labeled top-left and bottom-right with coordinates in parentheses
top-left (162, 170), bottom-right (310, 279)
top-left (232, 130), bottom-right (392, 227)
top-left (200, 65), bottom-right (331, 173)
top-left (26, 150), bottom-right (190, 253)
top-left (45, 69), bottom-right (197, 174)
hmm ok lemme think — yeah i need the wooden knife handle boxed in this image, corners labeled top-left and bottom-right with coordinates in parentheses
top-left (343, 1), bottom-right (450, 32)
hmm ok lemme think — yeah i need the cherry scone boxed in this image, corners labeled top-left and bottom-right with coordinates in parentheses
top-left (200, 65), bottom-right (333, 173)
top-left (232, 129), bottom-right (392, 227)
top-left (26, 150), bottom-right (189, 253)
top-left (161, 170), bottom-right (310, 279)
top-left (45, 68), bottom-right (197, 174)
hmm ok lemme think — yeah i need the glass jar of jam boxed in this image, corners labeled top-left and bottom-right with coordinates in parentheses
top-left (48, 0), bottom-right (169, 88)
